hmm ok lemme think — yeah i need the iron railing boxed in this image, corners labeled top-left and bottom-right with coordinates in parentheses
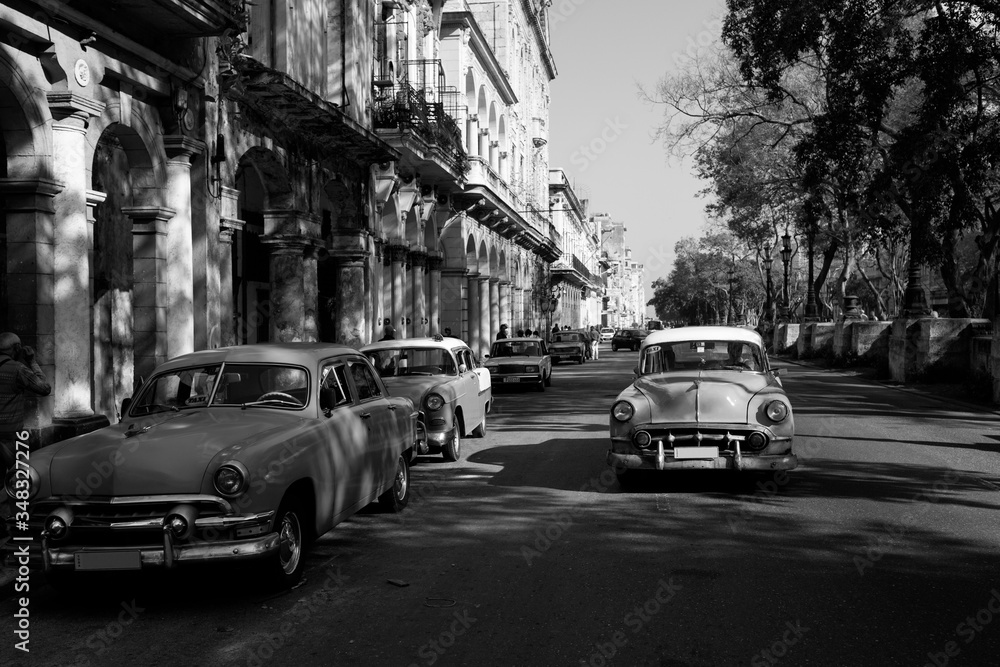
top-left (373, 82), bottom-right (467, 172)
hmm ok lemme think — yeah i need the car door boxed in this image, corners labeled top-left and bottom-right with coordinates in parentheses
top-left (317, 359), bottom-right (367, 520)
top-left (344, 357), bottom-right (397, 503)
top-left (456, 347), bottom-right (485, 429)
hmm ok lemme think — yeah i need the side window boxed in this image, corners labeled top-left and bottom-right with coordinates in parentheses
top-left (463, 350), bottom-right (477, 370)
top-left (349, 360), bottom-right (383, 402)
top-left (320, 363), bottom-right (352, 408)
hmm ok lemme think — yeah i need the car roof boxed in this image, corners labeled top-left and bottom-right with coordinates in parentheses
top-left (494, 337), bottom-right (543, 342)
top-left (642, 326), bottom-right (763, 348)
top-left (156, 342), bottom-right (364, 372)
top-left (361, 337), bottom-right (468, 353)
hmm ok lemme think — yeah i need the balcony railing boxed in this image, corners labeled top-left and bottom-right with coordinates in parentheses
top-left (72, 0), bottom-right (243, 39)
top-left (373, 83), bottom-right (467, 173)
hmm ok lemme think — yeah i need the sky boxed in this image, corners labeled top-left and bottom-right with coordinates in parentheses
top-left (547, 0), bottom-right (728, 317)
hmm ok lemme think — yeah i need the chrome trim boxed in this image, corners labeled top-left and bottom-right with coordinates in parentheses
top-left (106, 511), bottom-right (274, 531)
top-left (45, 495), bottom-right (235, 513)
top-left (43, 532), bottom-right (282, 570)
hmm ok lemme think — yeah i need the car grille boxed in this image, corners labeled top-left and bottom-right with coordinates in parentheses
top-left (497, 364), bottom-right (529, 374)
top-left (638, 426), bottom-right (763, 452)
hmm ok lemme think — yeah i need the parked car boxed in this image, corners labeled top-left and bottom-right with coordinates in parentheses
top-left (483, 337), bottom-right (552, 391)
top-left (362, 336), bottom-right (491, 462)
top-left (599, 327), bottom-right (615, 343)
top-left (607, 326), bottom-right (797, 486)
top-left (549, 331), bottom-right (589, 364)
top-left (3, 343), bottom-right (419, 589)
top-left (611, 328), bottom-right (649, 351)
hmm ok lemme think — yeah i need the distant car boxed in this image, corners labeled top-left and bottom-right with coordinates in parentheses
top-left (4, 343), bottom-right (418, 589)
top-left (608, 326), bottom-right (796, 486)
top-left (362, 336), bottom-right (491, 462)
top-left (549, 331), bottom-right (588, 364)
top-left (611, 329), bottom-right (649, 352)
top-left (484, 337), bottom-right (552, 391)
top-left (599, 327), bottom-right (614, 343)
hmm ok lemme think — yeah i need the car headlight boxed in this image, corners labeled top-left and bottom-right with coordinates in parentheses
top-left (44, 507), bottom-right (74, 540)
top-left (633, 430), bottom-right (652, 448)
top-left (214, 462), bottom-right (249, 497)
top-left (5, 465), bottom-right (39, 500)
top-left (164, 504), bottom-right (199, 539)
top-left (612, 400), bottom-right (635, 422)
top-left (765, 400), bottom-right (788, 422)
top-left (426, 393), bottom-right (444, 411)
top-left (526, 366), bottom-right (539, 373)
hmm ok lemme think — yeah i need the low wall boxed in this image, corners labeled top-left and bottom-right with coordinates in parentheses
top-left (774, 323), bottom-right (799, 354)
top-left (889, 317), bottom-right (991, 383)
top-left (798, 322), bottom-right (835, 358)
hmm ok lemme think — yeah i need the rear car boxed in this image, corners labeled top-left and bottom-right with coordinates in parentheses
top-left (549, 331), bottom-right (588, 364)
top-left (611, 329), bottom-right (649, 351)
top-left (600, 327), bottom-right (614, 343)
top-left (483, 337), bottom-right (552, 391)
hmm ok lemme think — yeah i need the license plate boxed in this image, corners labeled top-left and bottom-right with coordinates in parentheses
top-left (75, 551), bottom-right (142, 571)
top-left (503, 377), bottom-right (520, 383)
top-left (673, 446), bottom-right (719, 460)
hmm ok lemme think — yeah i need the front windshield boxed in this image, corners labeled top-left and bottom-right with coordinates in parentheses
top-left (491, 340), bottom-right (542, 357)
top-left (130, 363), bottom-right (310, 414)
top-left (553, 333), bottom-right (583, 343)
top-left (366, 348), bottom-right (457, 377)
top-left (639, 340), bottom-right (764, 375)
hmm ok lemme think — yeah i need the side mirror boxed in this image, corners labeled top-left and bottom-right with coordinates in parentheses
top-left (484, 354), bottom-right (490, 360)
top-left (119, 396), bottom-right (132, 422)
top-left (459, 364), bottom-right (468, 373)
top-left (632, 366), bottom-right (640, 378)
top-left (319, 388), bottom-right (338, 413)
top-left (771, 368), bottom-right (782, 377)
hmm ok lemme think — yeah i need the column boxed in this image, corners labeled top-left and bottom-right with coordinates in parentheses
top-left (262, 238), bottom-right (308, 342)
top-left (0, 178), bottom-right (62, 443)
top-left (411, 251), bottom-right (427, 337)
top-left (126, 206), bottom-right (175, 381)
top-left (373, 238), bottom-right (386, 342)
top-left (388, 244), bottom-right (407, 337)
top-left (218, 218), bottom-right (245, 348)
top-left (47, 92), bottom-right (105, 423)
top-left (162, 135), bottom-right (204, 358)
top-left (489, 278), bottom-right (500, 341)
top-left (499, 281), bottom-right (510, 331)
top-left (466, 115), bottom-right (479, 156)
top-left (334, 258), bottom-right (367, 347)
top-left (467, 273), bottom-right (480, 350)
top-left (478, 277), bottom-right (490, 357)
top-left (428, 253), bottom-right (443, 335)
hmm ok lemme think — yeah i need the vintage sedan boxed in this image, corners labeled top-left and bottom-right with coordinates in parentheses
top-left (549, 331), bottom-right (589, 364)
top-left (3, 343), bottom-right (418, 589)
top-left (483, 337), bottom-right (552, 391)
top-left (600, 326), bottom-right (615, 343)
top-left (611, 328), bottom-right (649, 352)
top-left (607, 326), bottom-right (796, 485)
top-left (361, 336), bottom-right (491, 462)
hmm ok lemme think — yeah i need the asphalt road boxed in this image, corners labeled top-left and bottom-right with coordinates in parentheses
top-left (4, 346), bottom-right (1000, 667)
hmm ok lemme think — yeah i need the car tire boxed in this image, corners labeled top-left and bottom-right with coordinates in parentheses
top-left (544, 371), bottom-right (551, 387)
top-left (265, 496), bottom-right (307, 589)
top-left (577, 354), bottom-right (584, 364)
top-left (378, 453), bottom-right (410, 512)
top-left (611, 345), bottom-right (617, 352)
top-left (471, 413), bottom-right (487, 438)
top-left (632, 342), bottom-right (639, 351)
top-left (443, 428), bottom-right (461, 461)
top-left (535, 379), bottom-right (545, 392)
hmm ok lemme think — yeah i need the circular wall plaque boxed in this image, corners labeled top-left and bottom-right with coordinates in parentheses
top-left (74, 59), bottom-right (90, 86)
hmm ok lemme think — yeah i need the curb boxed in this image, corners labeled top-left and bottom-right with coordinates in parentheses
top-left (776, 356), bottom-right (1000, 417)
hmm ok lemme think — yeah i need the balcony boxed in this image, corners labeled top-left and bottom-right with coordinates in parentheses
top-left (373, 82), bottom-right (468, 182)
top-left (68, 0), bottom-right (243, 38)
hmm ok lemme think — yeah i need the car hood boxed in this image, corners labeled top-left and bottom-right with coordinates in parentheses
top-left (634, 371), bottom-right (772, 424)
top-left (382, 375), bottom-right (448, 407)
top-left (46, 409), bottom-right (305, 497)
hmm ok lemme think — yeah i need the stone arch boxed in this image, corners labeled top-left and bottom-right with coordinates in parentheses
top-left (477, 86), bottom-right (488, 157)
top-left (86, 101), bottom-right (167, 208)
top-left (465, 233), bottom-right (478, 272)
top-left (439, 214), bottom-right (465, 268)
top-left (423, 207), bottom-right (438, 250)
top-left (488, 244), bottom-right (499, 278)
top-left (404, 207), bottom-right (420, 247)
top-left (498, 114), bottom-right (507, 177)
top-left (381, 194), bottom-right (402, 240)
top-left (323, 177), bottom-right (360, 230)
top-left (465, 69), bottom-right (477, 114)
top-left (478, 239), bottom-right (489, 275)
top-left (498, 248), bottom-right (508, 282)
top-left (235, 146), bottom-right (294, 209)
top-left (488, 102), bottom-right (498, 170)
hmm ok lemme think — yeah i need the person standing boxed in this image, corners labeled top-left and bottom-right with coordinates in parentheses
top-left (497, 324), bottom-right (509, 339)
top-left (588, 325), bottom-right (601, 360)
top-left (0, 332), bottom-right (51, 537)
top-left (379, 325), bottom-right (396, 341)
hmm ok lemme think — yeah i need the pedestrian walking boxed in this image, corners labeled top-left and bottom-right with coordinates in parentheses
top-left (588, 325), bottom-right (600, 360)
top-left (379, 325), bottom-right (396, 341)
top-left (497, 324), bottom-right (509, 339)
top-left (0, 332), bottom-right (51, 538)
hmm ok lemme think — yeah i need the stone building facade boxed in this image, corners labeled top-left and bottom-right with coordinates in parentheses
top-left (548, 168), bottom-right (601, 329)
top-left (0, 0), bottom-right (561, 445)
top-left (598, 216), bottom-right (645, 328)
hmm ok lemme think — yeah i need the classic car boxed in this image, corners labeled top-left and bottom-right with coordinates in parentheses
top-left (3, 343), bottom-right (418, 589)
top-left (483, 337), bottom-right (552, 391)
top-left (611, 328), bottom-right (649, 352)
top-left (549, 331), bottom-right (588, 364)
top-left (607, 326), bottom-right (796, 485)
top-left (361, 336), bottom-right (492, 462)
top-left (599, 327), bottom-right (615, 343)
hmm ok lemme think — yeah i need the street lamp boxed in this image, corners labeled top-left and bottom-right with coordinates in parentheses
top-left (780, 232), bottom-right (792, 321)
top-left (727, 264), bottom-right (736, 325)
top-left (763, 245), bottom-right (774, 325)
top-left (803, 227), bottom-right (819, 322)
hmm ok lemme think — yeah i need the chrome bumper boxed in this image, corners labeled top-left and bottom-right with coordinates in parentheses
top-left (608, 441), bottom-right (798, 472)
top-left (426, 427), bottom-right (457, 448)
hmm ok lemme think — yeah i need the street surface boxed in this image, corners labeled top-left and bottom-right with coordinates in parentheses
top-left (4, 347), bottom-right (1000, 667)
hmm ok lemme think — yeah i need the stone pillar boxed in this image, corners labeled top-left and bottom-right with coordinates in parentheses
top-left (478, 277), bottom-right (490, 357)
top-left (334, 258), bottom-right (366, 347)
top-left (0, 178), bottom-right (62, 443)
top-left (467, 114), bottom-right (479, 156)
top-left (388, 244), bottom-right (408, 337)
top-left (261, 210), bottom-right (321, 343)
top-left (499, 282), bottom-right (510, 331)
top-left (428, 253), bottom-right (443, 335)
top-left (218, 218), bottom-right (245, 348)
top-left (467, 274), bottom-right (480, 349)
top-left (489, 278), bottom-right (500, 342)
top-left (162, 136), bottom-right (204, 358)
top-left (47, 92), bottom-right (105, 423)
top-left (373, 238), bottom-right (386, 341)
top-left (126, 206), bottom-right (175, 382)
top-left (411, 251), bottom-right (427, 337)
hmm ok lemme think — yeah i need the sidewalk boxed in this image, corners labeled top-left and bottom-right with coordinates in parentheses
top-left (775, 354), bottom-right (1000, 416)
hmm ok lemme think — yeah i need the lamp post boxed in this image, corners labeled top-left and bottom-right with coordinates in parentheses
top-left (763, 245), bottom-right (774, 325)
top-left (803, 227), bottom-right (820, 322)
top-left (727, 264), bottom-right (736, 325)
top-left (780, 232), bottom-right (792, 321)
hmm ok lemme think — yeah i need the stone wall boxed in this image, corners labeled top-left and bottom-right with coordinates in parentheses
top-left (890, 317), bottom-right (991, 383)
top-left (834, 320), bottom-right (892, 367)
top-left (774, 323), bottom-right (799, 354)
top-left (797, 323), bottom-right (835, 358)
